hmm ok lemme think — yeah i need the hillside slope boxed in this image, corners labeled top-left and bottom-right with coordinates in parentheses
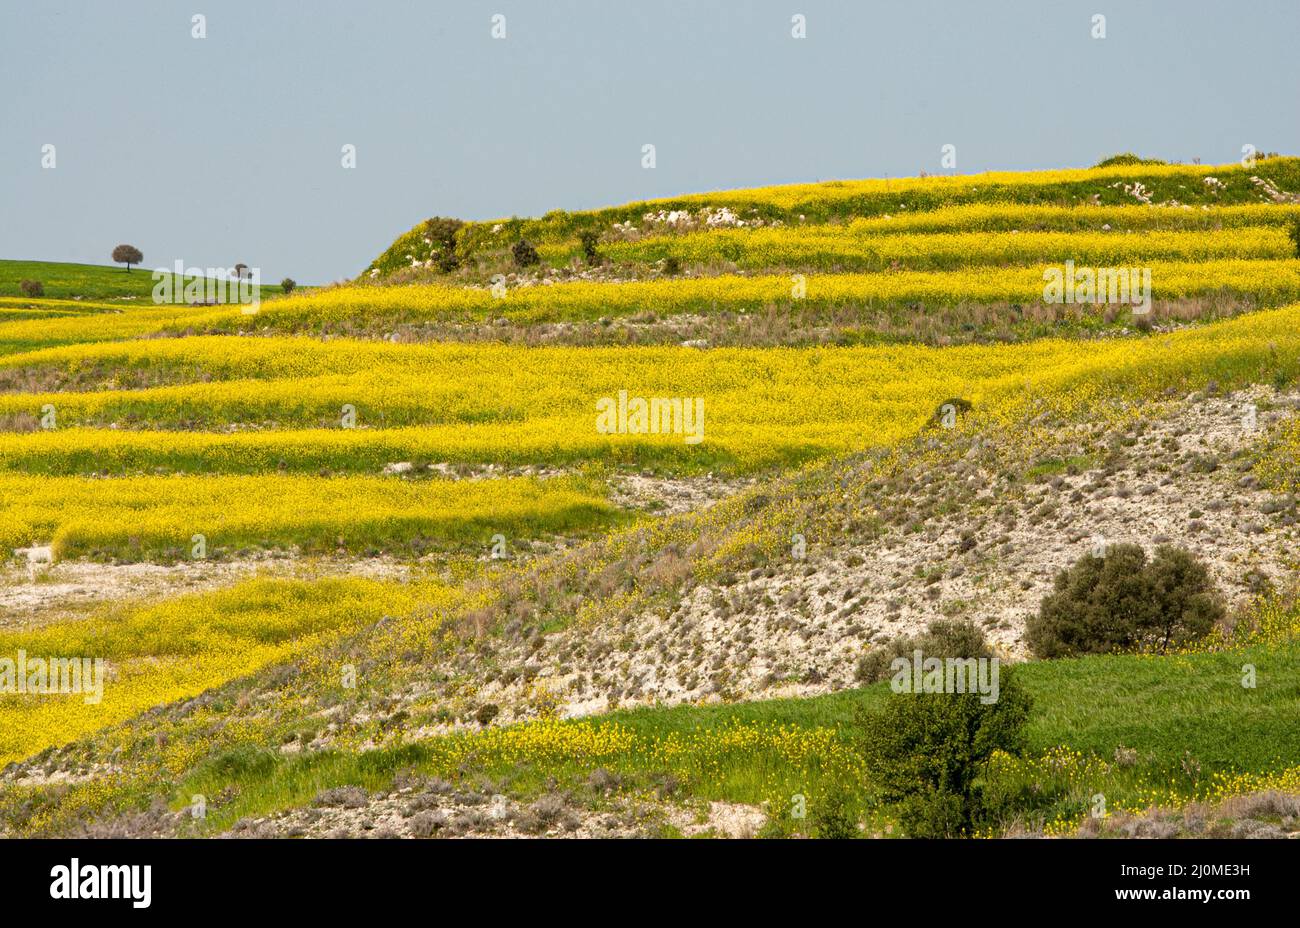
top-left (2, 159), bottom-right (1300, 840)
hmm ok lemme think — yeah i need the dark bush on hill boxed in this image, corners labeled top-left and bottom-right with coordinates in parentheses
top-left (1093, 153), bottom-right (1169, 168)
top-left (512, 238), bottom-right (540, 268)
top-left (579, 230), bottom-right (601, 266)
top-left (1027, 544), bottom-right (1223, 657)
top-left (425, 217), bottom-right (465, 272)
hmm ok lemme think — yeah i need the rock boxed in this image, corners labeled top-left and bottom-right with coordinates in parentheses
top-left (383, 462), bottom-right (415, 475)
top-left (18, 545), bottom-right (53, 565)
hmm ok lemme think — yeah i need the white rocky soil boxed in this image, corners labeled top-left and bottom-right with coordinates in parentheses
top-left (420, 389), bottom-right (1297, 723)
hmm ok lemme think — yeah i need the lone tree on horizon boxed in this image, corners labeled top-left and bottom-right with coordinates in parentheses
top-left (112, 244), bottom-right (143, 272)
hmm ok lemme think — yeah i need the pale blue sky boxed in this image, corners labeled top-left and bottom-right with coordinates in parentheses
top-left (2, 0), bottom-right (1297, 283)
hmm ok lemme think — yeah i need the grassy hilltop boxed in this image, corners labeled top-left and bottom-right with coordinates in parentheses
top-left (0, 259), bottom-right (289, 303)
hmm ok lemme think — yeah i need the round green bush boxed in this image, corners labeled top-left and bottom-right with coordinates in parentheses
top-left (1027, 544), bottom-right (1223, 658)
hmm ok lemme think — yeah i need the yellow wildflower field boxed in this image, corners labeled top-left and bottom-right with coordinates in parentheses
top-left (5, 155), bottom-right (1300, 839)
top-left (599, 226), bottom-right (1290, 272)
top-left (1, 301), bottom-right (1297, 479)
top-left (0, 473), bottom-right (619, 559)
top-left (180, 259), bottom-right (1300, 332)
top-left (0, 577), bottom-right (445, 764)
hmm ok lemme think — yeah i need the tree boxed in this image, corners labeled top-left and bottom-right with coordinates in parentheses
top-left (280, 277), bottom-right (296, 295)
top-left (1027, 544), bottom-right (1222, 658)
top-left (234, 263), bottom-right (248, 280)
top-left (112, 244), bottom-right (143, 272)
top-left (858, 669), bottom-right (1033, 837)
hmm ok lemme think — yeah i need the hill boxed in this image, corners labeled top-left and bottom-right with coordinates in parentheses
top-left (2, 158), bottom-right (1299, 840)
top-left (368, 156), bottom-right (1300, 282)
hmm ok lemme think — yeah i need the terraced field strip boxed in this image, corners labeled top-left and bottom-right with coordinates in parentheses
top-left (0, 576), bottom-right (449, 765)
top-left (593, 227), bottom-right (1293, 272)
top-left (1, 301), bottom-right (1297, 475)
top-left (0, 473), bottom-right (623, 561)
top-left (792, 202), bottom-right (1300, 235)
top-left (177, 259), bottom-right (1300, 333)
top-left (0, 301), bottom-right (232, 355)
top-left (653, 160), bottom-right (1300, 212)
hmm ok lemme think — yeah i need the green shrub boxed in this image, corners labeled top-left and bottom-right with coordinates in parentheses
top-left (279, 278), bottom-right (296, 295)
top-left (1027, 544), bottom-right (1223, 657)
top-left (811, 790), bottom-right (858, 839)
top-left (856, 619), bottom-right (991, 684)
top-left (1093, 153), bottom-right (1168, 168)
top-left (929, 397), bottom-right (974, 428)
top-left (19, 279), bottom-right (44, 297)
top-left (579, 230), bottom-right (601, 266)
top-left (662, 256), bottom-right (682, 275)
top-left (424, 217), bottom-right (465, 272)
top-left (512, 238), bottom-right (540, 268)
top-left (858, 668), bottom-right (1032, 837)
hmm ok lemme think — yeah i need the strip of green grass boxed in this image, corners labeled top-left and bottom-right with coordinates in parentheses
top-left (171, 641), bottom-right (1300, 833)
top-left (0, 260), bottom-right (288, 302)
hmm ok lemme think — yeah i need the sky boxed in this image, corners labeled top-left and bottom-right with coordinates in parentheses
top-left (2, 0), bottom-right (1298, 284)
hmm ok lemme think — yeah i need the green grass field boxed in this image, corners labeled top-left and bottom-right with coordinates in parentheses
top-left (0, 259), bottom-right (290, 302)
top-left (161, 639), bottom-right (1300, 834)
